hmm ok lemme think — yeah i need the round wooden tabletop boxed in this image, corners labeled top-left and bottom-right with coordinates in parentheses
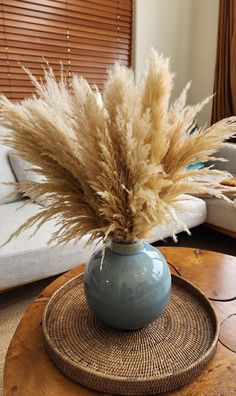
top-left (3, 247), bottom-right (236, 396)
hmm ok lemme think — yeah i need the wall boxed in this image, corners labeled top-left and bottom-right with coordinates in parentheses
top-left (188, 0), bottom-right (219, 125)
top-left (134, 0), bottom-right (219, 126)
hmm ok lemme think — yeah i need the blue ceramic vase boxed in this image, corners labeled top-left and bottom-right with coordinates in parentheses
top-left (84, 240), bottom-right (171, 330)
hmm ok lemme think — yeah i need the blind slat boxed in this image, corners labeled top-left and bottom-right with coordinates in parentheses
top-left (0, 31), bottom-right (130, 49)
top-left (0, 75), bottom-right (108, 85)
top-left (0, 48), bottom-right (129, 62)
top-left (0, 64), bottom-right (112, 73)
top-left (0, 76), bottom-right (109, 82)
top-left (0, 54), bottom-right (129, 66)
top-left (0, 39), bottom-right (130, 55)
top-left (0, 60), bottom-right (117, 70)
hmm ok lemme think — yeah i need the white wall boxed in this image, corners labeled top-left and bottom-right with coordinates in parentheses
top-left (134, 0), bottom-right (219, 126)
top-left (188, 0), bottom-right (219, 125)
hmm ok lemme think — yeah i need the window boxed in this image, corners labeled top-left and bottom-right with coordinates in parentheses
top-left (0, 0), bottom-right (133, 100)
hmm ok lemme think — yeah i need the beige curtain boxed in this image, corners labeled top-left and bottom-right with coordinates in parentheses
top-left (212, 0), bottom-right (236, 127)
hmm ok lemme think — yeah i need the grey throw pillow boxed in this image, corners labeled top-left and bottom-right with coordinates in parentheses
top-left (8, 152), bottom-right (50, 206)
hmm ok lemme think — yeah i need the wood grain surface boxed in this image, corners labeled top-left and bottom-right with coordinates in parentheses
top-left (3, 247), bottom-right (236, 396)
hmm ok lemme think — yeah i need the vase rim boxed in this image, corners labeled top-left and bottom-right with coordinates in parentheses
top-left (109, 240), bottom-right (144, 255)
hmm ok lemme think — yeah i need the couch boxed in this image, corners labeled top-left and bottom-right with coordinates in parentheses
top-left (0, 122), bottom-right (207, 292)
top-left (204, 144), bottom-right (236, 238)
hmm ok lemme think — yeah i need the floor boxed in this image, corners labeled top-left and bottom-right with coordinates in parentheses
top-left (154, 224), bottom-right (236, 257)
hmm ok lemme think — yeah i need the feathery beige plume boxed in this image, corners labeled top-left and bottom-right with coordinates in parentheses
top-left (0, 49), bottom-right (235, 246)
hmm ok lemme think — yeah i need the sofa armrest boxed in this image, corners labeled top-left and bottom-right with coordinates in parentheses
top-left (213, 144), bottom-right (236, 174)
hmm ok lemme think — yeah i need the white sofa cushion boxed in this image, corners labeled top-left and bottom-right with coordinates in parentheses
top-left (0, 142), bottom-right (20, 204)
top-left (205, 198), bottom-right (236, 233)
top-left (0, 195), bottom-right (206, 291)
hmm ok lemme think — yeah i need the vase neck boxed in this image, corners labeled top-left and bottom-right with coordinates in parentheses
top-left (109, 240), bottom-right (144, 255)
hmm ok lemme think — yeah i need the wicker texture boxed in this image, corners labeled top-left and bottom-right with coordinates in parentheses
top-left (42, 274), bottom-right (219, 395)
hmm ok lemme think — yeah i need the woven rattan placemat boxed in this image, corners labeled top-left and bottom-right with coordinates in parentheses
top-left (42, 274), bottom-right (219, 395)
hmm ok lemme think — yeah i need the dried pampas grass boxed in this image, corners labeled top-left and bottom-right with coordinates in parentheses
top-left (0, 49), bottom-right (236, 246)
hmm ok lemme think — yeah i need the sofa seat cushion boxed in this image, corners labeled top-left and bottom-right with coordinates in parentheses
top-left (0, 195), bottom-right (206, 291)
top-left (205, 198), bottom-right (236, 233)
top-left (0, 200), bottom-right (103, 291)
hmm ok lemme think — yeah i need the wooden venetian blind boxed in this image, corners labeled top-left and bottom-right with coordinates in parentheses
top-left (0, 0), bottom-right (132, 101)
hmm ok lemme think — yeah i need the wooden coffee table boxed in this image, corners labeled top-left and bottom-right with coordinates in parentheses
top-left (3, 247), bottom-right (236, 395)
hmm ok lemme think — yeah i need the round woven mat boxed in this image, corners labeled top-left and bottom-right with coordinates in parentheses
top-left (42, 274), bottom-right (219, 395)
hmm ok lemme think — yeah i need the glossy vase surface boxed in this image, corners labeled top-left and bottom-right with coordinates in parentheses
top-left (84, 240), bottom-right (171, 330)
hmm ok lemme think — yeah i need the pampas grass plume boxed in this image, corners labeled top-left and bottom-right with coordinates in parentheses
top-left (0, 49), bottom-right (235, 246)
